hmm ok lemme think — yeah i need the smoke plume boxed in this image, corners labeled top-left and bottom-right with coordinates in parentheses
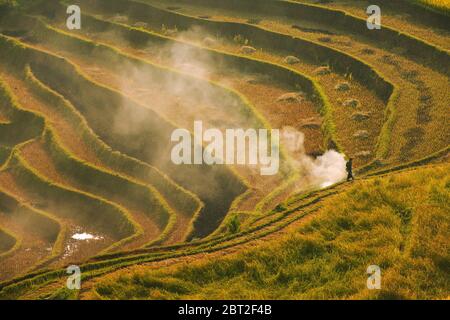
top-left (281, 126), bottom-right (347, 188)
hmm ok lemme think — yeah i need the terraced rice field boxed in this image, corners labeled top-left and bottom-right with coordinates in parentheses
top-left (0, 0), bottom-right (448, 299)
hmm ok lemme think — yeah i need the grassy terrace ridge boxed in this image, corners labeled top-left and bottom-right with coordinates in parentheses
top-left (0, 145), bottom-right (447, 296)
top-left (155, 0), bottom-right (450, 74)
top-left (28, 8), bottom-right (344, 219)
top-left (4, 63), bottom-right (178, 250)
top-left (52, 0), bottom-right (393, 175)
top-left (0, 146), bottom-right (446, 286)
top-left (89, 0), bottom-right (395, 101)
top-left (31, 5), bottom-right (339, 211)
top-left (2, 10), bottom-right (315, 236)
top-left (25, 8), bottom-right (344, 223)
top-left (0, 78), bottom-right (44, 147)
top-left (409, 0), bottom-right (450, 16)
top-left (24, 63), bottom-right (203, 229)
top-left (137, 0), bottom-right (449, 165)
top-left (0, 167), bottom-right (349, 298)
top-left (0, 66), bottom-right (143, 255)
top-left (38, 162), bottom-right (450, 299)
top-left (26, 15), bottom-right (296, 169)
top-left (0, 159), bottom-right (447, 299)
top-left (0, 65), bottom-right (147, 238)
top-left (89, 163), bottom-right (450, 300)
top-left (42, 126), bottom-right (173, 242)
top-left (58, 0), bottom-right (341, 146)
top-left (0, 0), bottom-right (448, 300)
top-left (0, 29), bottom-right (249, 240)
top-left (52, 9), bottom-right (340, 153)
top-left (1, 53), bottom-right (205, 255)
top-left (83, 0), bottom-right (396, 162)
top-left (115, 0), bottom-right (395, 166)
top-left (0, 227), bottom-right (19, 258)
top-left (7, 146), bottom-right (141, 251)
top-left (51, 0), bottom-right (429, 181)
top-left (0, 188), bottom-right (65, 278)
top-left (291, 0), bottom-right (450, 50)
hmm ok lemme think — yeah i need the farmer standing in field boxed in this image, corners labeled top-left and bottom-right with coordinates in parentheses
top-left (346, 158), bottom-right (354, 181)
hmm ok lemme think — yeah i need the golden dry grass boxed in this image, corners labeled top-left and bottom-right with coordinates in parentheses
top-left (0, 0), bottom-right (449, 298)
top-left (93, 164), bottom-right (450, 300)
top-left (414, 0), bottom-right (450, 13)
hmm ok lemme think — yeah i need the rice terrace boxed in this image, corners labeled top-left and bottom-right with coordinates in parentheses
top-left (0, 0), bottom-right (448, 301)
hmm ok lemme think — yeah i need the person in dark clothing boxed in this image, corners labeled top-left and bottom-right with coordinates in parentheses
top-left (346, 158), bottom-right (354, 181)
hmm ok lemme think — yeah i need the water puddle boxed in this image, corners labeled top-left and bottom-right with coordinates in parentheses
top-left (61, 228), bottom-right (105, 260)
top-left (71, 232), bottom-right (103, 240)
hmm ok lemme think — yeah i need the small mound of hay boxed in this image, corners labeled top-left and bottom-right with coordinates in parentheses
top-left (343, 98), bottom-right (359, 108)
top-left (314, 66), bottom-right (331, 76)
top-left (351, 111), bottom-right (371, 122)
top-left (284, 56), bottom-right (300, 65)
top-left (245, 77), bottom-right (260, 84)
top-left (240, 46), bottom-right (257, 54)
top-left (134, 22), bottom-right (148, 28)
top-left (245, 74), bottom-right (270, 85)
top-left (276, 92), bottom-right (304, 103)
top-left (299, 117), bottom-right (322, 129)
top-left (112, 15), bottom-right (128, 23)
top-left (353, 130), bottom-right (369, 139)
top-left (335, 82), bottom-right (350, 91)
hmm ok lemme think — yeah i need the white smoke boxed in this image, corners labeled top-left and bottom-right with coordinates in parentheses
top-left (281, 126), bottom-right (346, 188)
top-left (113, 26), bottom-right (241, 137)
top-left (162, 26), bottom-right (216, 79)
top-left (110, 27), bottom-right (347, 189)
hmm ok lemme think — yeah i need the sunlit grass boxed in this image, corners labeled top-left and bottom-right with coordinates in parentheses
top-left (0, 0), bottom-right (449, 298)
top-left (95, 164), bottom-right (450, 300)
top-left (412, 0), bottom-right (450, 14)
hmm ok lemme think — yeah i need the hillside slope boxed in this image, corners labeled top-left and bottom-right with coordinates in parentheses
top-left (0, 0), bottom-right (448, 299)
top-left (85, 163), bottom-right (450, 299)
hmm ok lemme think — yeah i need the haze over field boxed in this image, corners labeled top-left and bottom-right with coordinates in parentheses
top-left (0, 0), bottom-right (448, 300)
